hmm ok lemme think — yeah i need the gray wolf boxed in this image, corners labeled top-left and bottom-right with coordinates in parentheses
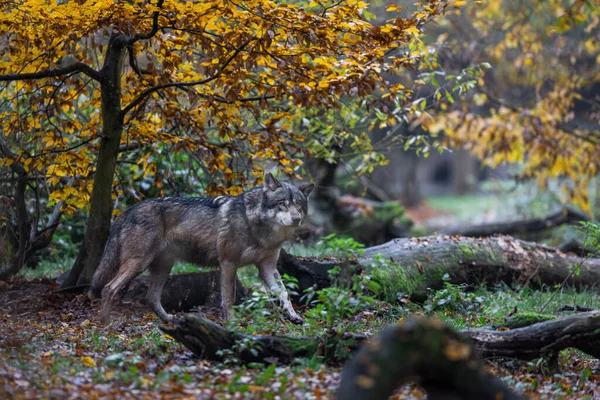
top-left (88, 173), bottom-right (314, 324)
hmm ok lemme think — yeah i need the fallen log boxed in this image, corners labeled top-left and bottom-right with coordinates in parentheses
top-left (162, 312), bottom-right (600, 365)
top-left (280, 235), bottom-right (600, 303)
top-left (465, 311), bottom-right (600, 360)
top-left (123, 271), bottom-right (245, 311)
top-left (440, 208), bottom-right (590, 238)
top-left (160, 313), bottom-right (361, 364)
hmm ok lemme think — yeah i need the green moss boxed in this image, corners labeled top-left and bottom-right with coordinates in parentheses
top-left (501, 312), bottom-right (556, 329)
top-left (487, 247), bottom-right (497, 261)
top-left (371, 267), bottom-right (412, 302)
top-left (369, 259), bottom-right (446, 303)
top-left (458, 243), bottom-right (475, 258)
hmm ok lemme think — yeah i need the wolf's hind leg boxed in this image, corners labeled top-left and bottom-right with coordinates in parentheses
top-left (100, 258), bottom-right (150, 324)
top-left (219, 261), bottom-right (237, 320)
top-left (147, 254), bottom-right (175, 322)
top-left (258, 262), bottom-right (303, 324)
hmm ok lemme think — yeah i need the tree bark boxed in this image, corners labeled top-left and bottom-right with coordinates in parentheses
top-left (441, 208), bottom-right (590, 238)
top-left (64, 32), bottom-right (128, 287)
top-left (124, 271), bottom-right (245, 312)
top-left (464, 311), bottom-right (600, 360)
top-left (279, 235), bottom-right (600, 302)
top-left (161, 313), bottom-right (326, 364)
top-left (451, 149), bottom-right (478, 195)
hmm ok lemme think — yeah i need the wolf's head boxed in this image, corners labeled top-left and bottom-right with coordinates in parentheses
top-left (261, 173), bottom-right (314, 227)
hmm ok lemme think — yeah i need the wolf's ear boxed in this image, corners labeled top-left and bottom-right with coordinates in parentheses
top-left (299, 182), bottom-right (315, 198)
top-left (264, 172), bottom-right (282, 192)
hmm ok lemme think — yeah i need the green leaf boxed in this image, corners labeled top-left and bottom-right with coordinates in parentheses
top-left (367, 280), bottom-right (382, 295)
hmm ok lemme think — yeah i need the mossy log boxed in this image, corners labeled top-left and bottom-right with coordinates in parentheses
top-left (498, 312), bottom-right (556, 329)
top-left (337, 318), bottom-right (522, 400)
top-left (281, 235), bottom-right (600, 302)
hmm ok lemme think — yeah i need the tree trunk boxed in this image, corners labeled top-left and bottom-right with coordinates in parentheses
top-left (63, 32), bottom-right (128, 287)
top-left (400, 151), bottom-right (421, 207)
top-left (451, 149), bottom-right (477, 195)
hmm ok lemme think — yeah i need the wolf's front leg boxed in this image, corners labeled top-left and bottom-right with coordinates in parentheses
top-left (258, 263), bottom-right (304, 324)
top-left (219, 261), bottom-right (237, 320)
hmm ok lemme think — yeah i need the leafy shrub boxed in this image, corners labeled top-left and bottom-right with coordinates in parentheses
top-left (424, 274), bottom-right (484, 314)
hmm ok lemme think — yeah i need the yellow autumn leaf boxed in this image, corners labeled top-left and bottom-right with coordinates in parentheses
top-left (80, 356), bottom-right (96, 368)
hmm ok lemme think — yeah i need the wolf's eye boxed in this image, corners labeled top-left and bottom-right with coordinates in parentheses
top-left (278, 200), bottom-right (287, 208)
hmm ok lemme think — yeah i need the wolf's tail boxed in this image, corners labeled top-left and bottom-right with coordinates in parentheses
top-left (88, 234), bottom-right (120, 299)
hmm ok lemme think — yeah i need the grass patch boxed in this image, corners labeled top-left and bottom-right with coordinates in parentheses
top-left (481, 287), bottom-right (599, 325)
top-left (19, 257), bottom-right (74, 279)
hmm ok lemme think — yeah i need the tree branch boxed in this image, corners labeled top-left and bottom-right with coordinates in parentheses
top-left (30, 200), bottom-right (63, 251)
top-left (130, 0), bottom-right (166, 43)
top-left (0, 62), bottom-right (101, 82)
top-left (121, 39), bottom-right (255, 116)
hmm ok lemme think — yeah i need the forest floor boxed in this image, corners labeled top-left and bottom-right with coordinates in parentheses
top-left (2, 277), bottom-right (600, 399)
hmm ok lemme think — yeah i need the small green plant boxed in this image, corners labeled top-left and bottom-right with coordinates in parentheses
top-left (579, 221), bottom-right (600, 256)
top-left (302, 269), bottom-right (375, 331)
top-left (316, 233), bottom-right (365, 258)
top-left (232, 274), bottom-right (301, 334)
top-left (216, 335), bottom-right (262, 365)
top-left (424, 274), bottom-right (484, 314)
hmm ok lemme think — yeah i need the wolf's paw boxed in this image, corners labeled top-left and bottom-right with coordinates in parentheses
top-left (160, 314), bottom-right (175, 324)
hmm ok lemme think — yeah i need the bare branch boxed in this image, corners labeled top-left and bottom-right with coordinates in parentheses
top-left (36, 200), bottom-right (64, 238)
top-left (121, 39), bottom-right (255, 116)
top-left (29, 137), bottom-right (96, 159)
top-left (127, 44), bottom-right (143, 76)
top-left (0, 62), bottom-right (101, 82)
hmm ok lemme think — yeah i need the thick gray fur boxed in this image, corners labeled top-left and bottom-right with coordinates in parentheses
top-left (89, 173), bottom-right (314, 325)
